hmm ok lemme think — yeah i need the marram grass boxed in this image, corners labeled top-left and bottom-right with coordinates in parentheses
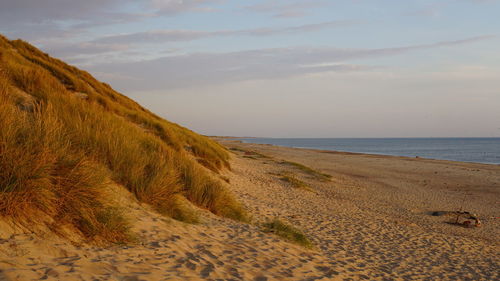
top-left (278, 173), bottom-right (314, 192)
top-left (261, 218), bottom-right (312, 248)
top-left (281, 160), bottom-right (332, 181)
top-left (0, 34), bottom-right (246, 242)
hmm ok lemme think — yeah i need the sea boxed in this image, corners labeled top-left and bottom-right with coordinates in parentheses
top-left (238, 138), bottom-right (500, 165)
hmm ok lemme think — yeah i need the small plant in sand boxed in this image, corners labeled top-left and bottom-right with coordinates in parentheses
top-left (243, 155), bottom-right (259, 160)
top-left (230, 147), bottom-right (271, 159)
top-left (278, 173), bottom-right (314, 192)
top-left (261, 218), bottom-right (312, 248)
top-left (281, 161), bottom-right (331, 181)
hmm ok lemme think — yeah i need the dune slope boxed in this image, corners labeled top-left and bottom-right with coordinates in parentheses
top-left (0, 34), bottom-right (245, 243)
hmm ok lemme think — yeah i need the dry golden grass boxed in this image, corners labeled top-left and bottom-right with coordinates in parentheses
top-left (277, 173), bottom-right (314, 192)
top-left (261, 218), bottom-right (312, 248)
top-left (230, 147), bottom-right (271, 159)
top-left (0, 93), bottom-right (130, 243)
top-left (281, 160), bottom-right (332, 181)
top-left (0, 35), bottom-right (246, 242)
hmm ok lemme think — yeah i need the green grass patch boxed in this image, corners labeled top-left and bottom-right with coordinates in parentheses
top-left (261, 218), bottom-right (312, 248)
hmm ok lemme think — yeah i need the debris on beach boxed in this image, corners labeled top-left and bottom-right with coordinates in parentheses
top-left (431, 211), bottom-right (482, 228)
top-left (451, 211), bottom-right (482, 228)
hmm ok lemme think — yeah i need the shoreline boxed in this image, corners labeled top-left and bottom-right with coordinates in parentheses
top-left (217, 138), bottom-right (500, 240)
top-left (217, 137), bottom-right (500, 279)
top-left (218, 139), bottom-right (500, 280)
top-left (223, 137), bottom-right (500, 166)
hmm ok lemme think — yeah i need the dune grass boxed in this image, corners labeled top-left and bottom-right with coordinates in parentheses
top-left (261, 218), bottom-right (312, 248)
top-left (230, 147), bottom-right (271, 160)
top-left (278, 173), bottom-right (314, 192)
top-left (0, 35), bottom-right (246, 242)
top-left (281, 161), bottom-right (331, 181)
top-left (0, 93), bottom-right (132, 243)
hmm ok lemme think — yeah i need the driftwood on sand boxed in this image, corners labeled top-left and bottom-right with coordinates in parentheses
top-left (432, 211), bottom-right (482, 227)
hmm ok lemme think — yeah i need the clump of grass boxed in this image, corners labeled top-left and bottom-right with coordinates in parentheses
top-left (282, 161), bottom-right (331, 181)
top-left (0, 93), bottom-right (132, 243)
top-left (279, 173), bottom-right (314, 192)
top-left (230, 147), bottom-right (270, 159)
top-left (243, 155), bottom-right (258, 160)
top-left (177, 158), bottom-right (248, 222)
top-left (77, 206), bottom-right (134, 244)
top-left (155, 194), bottom-right (200, 224)
top-left (261, 218), bottom-right (312, 248)
top-left (0, 34), bottom-right (247, 242)
top-left (250, 151), bottom-right (270, 159)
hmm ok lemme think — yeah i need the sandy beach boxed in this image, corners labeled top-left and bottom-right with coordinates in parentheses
top-left (1, 139), bottom-right (499, 280)
top-left (3, 1), bottom-right (500, 280)
top-left (218, 138), bottom-right (499, 280)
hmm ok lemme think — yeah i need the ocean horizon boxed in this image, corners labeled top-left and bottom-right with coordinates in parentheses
top-left (239, 137), bottom-right (500, 165)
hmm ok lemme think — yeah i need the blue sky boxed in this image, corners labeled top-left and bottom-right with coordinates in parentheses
top-left (1, 0), bottom-right (499, 137)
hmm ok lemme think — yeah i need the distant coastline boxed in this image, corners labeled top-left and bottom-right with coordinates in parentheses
top-left (235, 137), bottom-right (500, 165)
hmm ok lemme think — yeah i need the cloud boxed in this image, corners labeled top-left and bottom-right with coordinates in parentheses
top-left (92, 20), bottom-right (360, 46)
top-left (407, 0), bottom-right (500, 18)
top-left (0, 0), bottom-right (219, 24)
top-left (0, 0), bottom-right (223, 41)
top-left (244, 0), bottom-right (329, 18)
top-left (0, 0), bottom-right (137, 41)
top-left (45, 42), bottom-right (130, 57)
top-left (88, 36), bottom-right (494, 91)
top-left (88, 48), bottom-right (368, 91)
top-left (150, 0), bottom-right (222, 15)
top-left (0, 23), bottom-right (73, 42)
top-left (244, 20), bottom-right (361, 36)
top-left (0, 0), bottom-right (123, 23)
top-left (94, 30), bottom-right (214, 45)
top-left (40, 20), bottom-right (361, 59)
top-left (69, 12), bottom-right (154, 30)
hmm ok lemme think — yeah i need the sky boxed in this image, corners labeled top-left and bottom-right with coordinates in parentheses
top-left (1, 0), bottom-right (499, 137)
